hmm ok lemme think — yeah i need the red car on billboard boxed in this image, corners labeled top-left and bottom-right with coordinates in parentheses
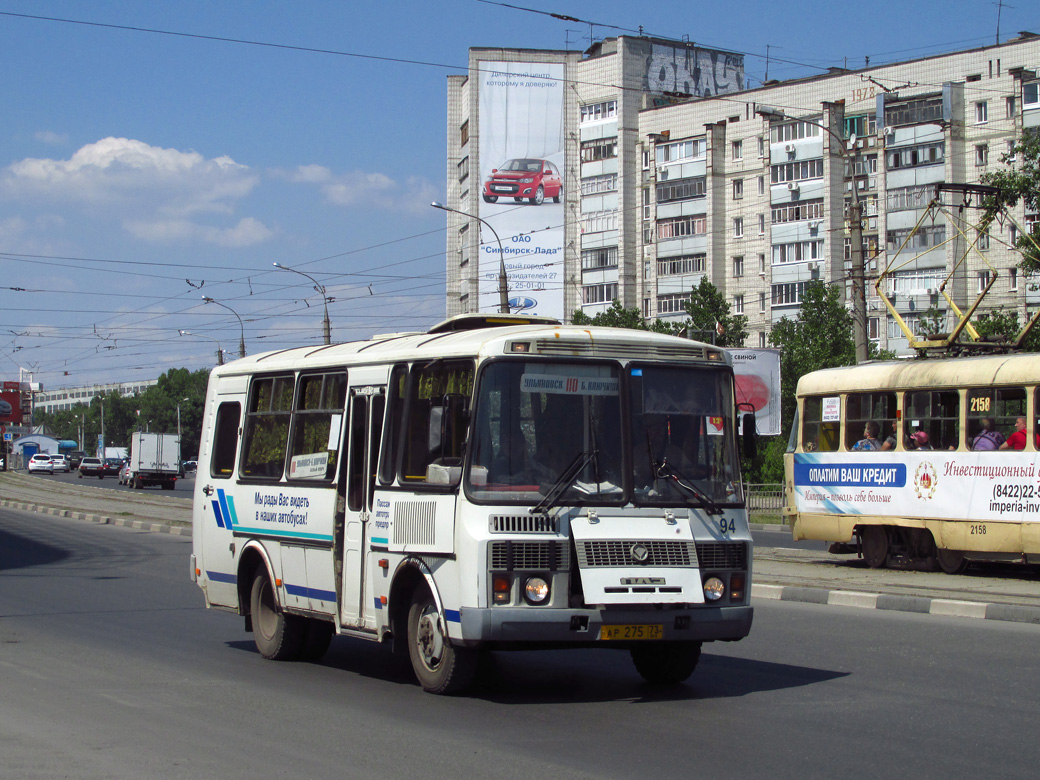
top-left (482, 158), bottom-right (562, 205)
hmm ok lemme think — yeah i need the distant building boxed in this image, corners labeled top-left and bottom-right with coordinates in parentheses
top-left (444, 32), bottom-right (1040, 353)
top-left (34, 379), bottom-right (159, 415)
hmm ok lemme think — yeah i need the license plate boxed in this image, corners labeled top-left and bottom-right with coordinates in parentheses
top-left (492, 185), bottom-right (513, 192)
top-left (599, 624), bottom-right (663, 641)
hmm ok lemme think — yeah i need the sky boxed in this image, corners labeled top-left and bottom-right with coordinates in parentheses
top-left (1, 0), bottom-right (1038, 392)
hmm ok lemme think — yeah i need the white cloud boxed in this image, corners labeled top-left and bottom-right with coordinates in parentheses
top-left (34, 130), bottom-right (69, 146)
top-left (283, 164), bottom-right (437, 214)
top-left (0, 137), bottom-right (271, 246)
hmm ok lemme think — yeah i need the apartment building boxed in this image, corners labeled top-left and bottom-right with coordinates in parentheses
top-left (444, 33), bottom-right (1040, 353)
top-left (34, 379), bottom-right (158, 415)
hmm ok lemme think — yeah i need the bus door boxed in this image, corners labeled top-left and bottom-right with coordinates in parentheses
top-left (339, 386), bottom-right (385, 629)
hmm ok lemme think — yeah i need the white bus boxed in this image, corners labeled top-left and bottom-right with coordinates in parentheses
top-left (191, 314), bottom-right (754, 693)
top-left (785, 354), bottom-right (1040, 573)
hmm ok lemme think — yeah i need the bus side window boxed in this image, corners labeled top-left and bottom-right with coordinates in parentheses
top-left (400, 360), bottom-right (474, 484)
top-left (844, 391), bottom-right (896, 451)
top-left (378, 365), bottom-right (407, 485)
top-left (210, 402), bottom-right (242, 478)
top-left (906, 389), bottom-right (958, 450)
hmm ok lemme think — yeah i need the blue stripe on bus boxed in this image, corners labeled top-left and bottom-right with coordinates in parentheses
top-left (444, 609), bottom-right (461, 623)
top-left (284, 583), bottom-right (337, 602)
top-left (371, 537), bottom-right (389, 545)
top-left (373, 597), bottom-right (383, 610)
top-left (217, 490), bottom-right (235, 527)
top-left (228, 525), bottom-right (334, 543)
top-left (207, 570), bottom-right (236, 584)
top-left (211, 499), bottom-right (225, 528)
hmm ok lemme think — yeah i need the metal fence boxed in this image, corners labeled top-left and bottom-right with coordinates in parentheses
top-left (744, 483), bottom-right (785, 513)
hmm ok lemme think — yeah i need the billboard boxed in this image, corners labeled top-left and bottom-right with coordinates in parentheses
top-left (478, 60), bottom-right (565, 319)
top-left (0, 390), bottom-right (22, 425)
top-left (728, 349), bottom-right (781, 436)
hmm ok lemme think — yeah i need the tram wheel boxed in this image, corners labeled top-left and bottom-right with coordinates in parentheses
top-left (861, 526), bottom-right (889, 569)
top-left (936, 547), bottom-right (967, 575)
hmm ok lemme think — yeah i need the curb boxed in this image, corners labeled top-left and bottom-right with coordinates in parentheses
top-left (0, 498), bottom-right (191, 537)
top-left (751, 583), bottom-right (1040, 625)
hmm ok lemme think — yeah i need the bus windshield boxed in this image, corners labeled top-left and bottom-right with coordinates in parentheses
top-left (465, 360), bottom-right (741, 507)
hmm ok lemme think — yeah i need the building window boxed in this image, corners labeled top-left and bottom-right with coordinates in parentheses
top-left (869, 317), bottom-right (880, 340)
top-left (580, 100), bottom-right (617, 123)
top-left (656, 176), bottom-right (706, 203)
top-left (758, 331), bottom-right (766, 348)
top-left (460, 120), bottom-right (469, 147)
top-left (978, 271), bottom-right (991, 293)
top-left (733, 179), bottom-right (744, 200)
top-left (580, 173), bottom-right (618, 195)
top-left (581, 246), bottom-right (618, 270)
top-left (580, 138), bottom-right (618, 163)
top-left (886, 225), bottom-right (946, 251)
top-left (771, 282), bottom-right (807, 306)
top-left (759, 292), bottom-right (766, 313)
top-left (734, 295), bottom-right (745, 314)
top-left (884, 96), bottom-right (943, 127)
top-left (457, 156), bottom-right (469, 183)
top-left (733, 217), bottom-right (744, 238)
top-left (771, 158), bottom-right (824, 184)
top-left (1010, 267), bottom-right (1019, 290)
top-left (887, 184), bottom-right (936, 212)
top-left (770, 121), bottom-right (822, 143)
top-left (1008, 140), bottom-right (1017, 162)
top-left (583, 282), bottom-right (619, 305)
top-left (759, 254), bottom-right (766, 274)
top-left (772, 240), bottom-right (824, 265)
top-left (657, 215), bottom-right (707, 241)
top-left (886, 142), bottom-right (945, 169)
top-left (581, 209), bottom-right (619, 234)
top-left (732, 140), bottom-right (743, 160)
top-left (657, 254), bottom-right (706, 275)
top-left (1007, 96), bottom-right (1018, 118)
top-left (758, 137), bottom-right (766, 157)
top-left (975, 144), bottom-right (988, 166)
top-left (758, 176), bottom-right (765, 195)
top-left (772, 199), bottom-right (824, 223)
top-left (655, 138), bottom-right (707, 165)
top-left (977, 230), bottom-right (990, 250)
top-left (642, 150), bottom-right (651, 170)
top-left (1025, 83), bottom-right (1039, 107)
top-left (733, 255), bottom-right (745, 277)
top-left (657, 293), bottom-right (691, 314)
top-left (758, 214), bottom-right (766, 234)
top-left (975, 101), bottom-right (988, 124)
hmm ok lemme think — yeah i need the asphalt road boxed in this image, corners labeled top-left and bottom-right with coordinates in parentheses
top-left (2, 505), bottom-right (1038, 780)
top-left (40, 468), bottom-right (197, 496)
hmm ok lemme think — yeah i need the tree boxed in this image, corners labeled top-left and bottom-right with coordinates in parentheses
top-left (571, 300), bottom-right (678, 333)
top-left (981, 127), bottom-right (1040, 272)
top-left (682, 277), bottom-right (748, 347)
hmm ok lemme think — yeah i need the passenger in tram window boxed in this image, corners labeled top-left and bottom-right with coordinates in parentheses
top-left (909, 430), bottom-right (932, 450)
top-left (880, 421), bottom-right (898, 451)
top-left (851, 421), bottom-right (882, 451)
top-left (971, 417), bottom-right (1005, 451)
top-left (997, 417), bottom-right (1039, 450)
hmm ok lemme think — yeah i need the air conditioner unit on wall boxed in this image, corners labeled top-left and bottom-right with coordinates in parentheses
top-left (659, 168), bottom-right (670, 181)
top-left (807, 262), bottom-right (819, 271)
top-left (784, 143), bottom-right (796, 154)
top-left (787, 182), bottom-right (799, 192)
top-left (883, 126), bottom-right (895, 137)
top-left (808, 219), bottom-right (821, 230)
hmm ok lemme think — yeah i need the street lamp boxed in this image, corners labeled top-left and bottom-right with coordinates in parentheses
top-left (202, 297), bottom-right (246, 358)
top-left (179, 330), bottom-right (225, 365)
top-left (431, 201), bottom-right (510, 314)
top-left (273, 262), bottom-right (332, 345)
top-left (756, 106), bottom-right (869, 363)
top-left (176, 396), bottom-right (189, 440)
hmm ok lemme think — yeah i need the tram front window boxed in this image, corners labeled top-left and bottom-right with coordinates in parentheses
top-left (466, 361), bottom-right (624, 504)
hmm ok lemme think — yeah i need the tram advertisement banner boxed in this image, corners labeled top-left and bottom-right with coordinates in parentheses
top-left (791, 451), bottom-right (1040, 522)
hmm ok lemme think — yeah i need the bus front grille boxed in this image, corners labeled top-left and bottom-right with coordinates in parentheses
top-left (695, 542), bottom-right (748, 569)
top-left (489, 540), bottom-right (570, 571)
top-left (576, 540), bottom-right (698, 568)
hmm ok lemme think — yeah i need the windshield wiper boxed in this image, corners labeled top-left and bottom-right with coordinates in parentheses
top-left (529, 449), bottom-right (598, 514)
top-left (652, 458), bottom-right (722, 515)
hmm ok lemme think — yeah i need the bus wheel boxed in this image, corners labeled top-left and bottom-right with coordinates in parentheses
top-left (936, 548), bottom-right (967, 575)
top-left (861, 526), bottom-right (889, 569)
top-left (299, 619), bottom-right (334, 661)
top-left (631, 641), bottom-right (702, 684)
top-left (407, 587), bottom-right (475, 694)
top-left (249, 570), bottom-right (304, 660)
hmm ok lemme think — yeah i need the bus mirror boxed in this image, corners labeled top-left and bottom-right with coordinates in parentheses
top-left (741, 413), bottom-right (757, 459)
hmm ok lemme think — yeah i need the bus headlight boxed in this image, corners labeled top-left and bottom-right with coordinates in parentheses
top-left (703, 577), bottom-right (725, 601)
top-left (523, 576), bottom-right (550, 604)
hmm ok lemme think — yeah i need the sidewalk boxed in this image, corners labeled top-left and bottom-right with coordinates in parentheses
top-left (3, 472), bottom-right (1037, 624)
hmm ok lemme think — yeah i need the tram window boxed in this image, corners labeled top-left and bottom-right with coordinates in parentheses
top-left (844, 392), bottom-right (896, 451)
top-left (905, 390), bottom-right (959, 450)
top-left (968, 387), bottom-right (1025, 446)
top-left (287, 372), bottom-right (346, 481)
top-left (801, 396), bottom-right (839, 452)
top-left (210, 402), bottom-right (241, 478)
top-left (241, 375), bottom-right (295, 479)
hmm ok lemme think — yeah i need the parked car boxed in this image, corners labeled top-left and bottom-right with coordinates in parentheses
top-left (50, 454), bottom-right (70, 473)
top-left (68, 450), bottom-right (86, 469)
top-left (103, 458), bottom-right (124, 478)
top-left (181, 460), bottom-right (197, 474)
top-left (78, 457), bottom-right (105, 478)
top-left (28, 453), bottom-right (54, 474)
top-left (482, 158), bottom-right (562, 205)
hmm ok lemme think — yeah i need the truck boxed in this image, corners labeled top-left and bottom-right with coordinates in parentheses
top-left (127, 432), bottom-right (180, 490)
